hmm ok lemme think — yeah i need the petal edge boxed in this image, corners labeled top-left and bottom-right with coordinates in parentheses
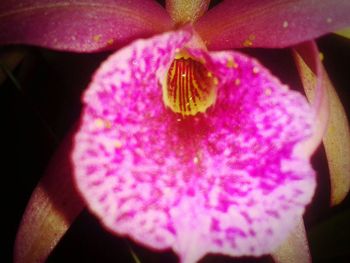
top-left (0, 0), bottom-right (173, 52)
top-left (195, 0), bottom-right (350, 49)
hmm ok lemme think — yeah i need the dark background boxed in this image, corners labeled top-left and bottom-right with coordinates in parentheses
top-left (0, 2), bottom-right (349, 261)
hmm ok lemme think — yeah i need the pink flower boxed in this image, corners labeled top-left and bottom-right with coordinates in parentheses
top-left (72, 27), bottom-right (317, 262)
top-left (2, 1), bottom-right (350, 262)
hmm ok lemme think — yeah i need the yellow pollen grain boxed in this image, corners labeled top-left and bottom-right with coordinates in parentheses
top-left (93, 34), bottom-right (102, 42)
top-left (114, 140), bottom-right (123, 148)
top-left (243, 34), bottom-right (256, 47)
top-left (95, 118), bottom-right (105, 128)
top-left (193, 156), bottom-right (199, 164)
top-left (107, 38), bottom-right (114, 45)
top-left (234, 78), bottom-right (241, 86)
top-left (319, 52), bottom-right (324, 61)
top-left (94, 118), bottom-right (111, 129)
top-left (207, 72), bottom-right (212, 77)
top-left (226, 59), bottom-right (238, 68)
top-left (264, 88), bottom-right (272, 96)
top-left (243, 39), bottom-right (253, 47)
top-left (253, 66), bottom-right (260, 74)
top-left (105, 120), bottom-right (112, 129)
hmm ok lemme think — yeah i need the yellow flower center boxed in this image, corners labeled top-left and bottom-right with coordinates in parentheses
top-left (163, 52), bottom-right (218, 116)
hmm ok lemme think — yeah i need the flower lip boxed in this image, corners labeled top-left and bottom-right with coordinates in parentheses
top-left (163, 50), bottom-right (218, 116)
top-left (73, 28), bottom-right (317, 262)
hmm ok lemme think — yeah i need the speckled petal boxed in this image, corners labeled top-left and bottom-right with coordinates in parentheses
top-left (294, 42), bottom-right (349, 206)
top-left (195, 0), bottom-right (350, 49)
top-left (0, 0), bottom-right (172, 52)
top-left (73, 29), bottom-right (316, 263)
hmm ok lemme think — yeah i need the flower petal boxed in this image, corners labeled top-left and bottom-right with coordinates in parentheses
top-left (271, 217), bottom-right (311, 263)
top-left (293, 43), bottom-right (350, 206)
top-left (292, 43), bottom-right (328, 164)
top-left (14, 129), bottom-right (84, 263)
top-left (336, 27), bottom-right (350, 38)
top-left (0, 0), bottom-right (173, 52)
top-left (73, 29), bottom-right (316, 262)
top-left (323, 73), bottom-right (350, 205)
top-left (166, 0), bottom-right (210, 24)
top-left (195, 0), bottom-right (350, 49)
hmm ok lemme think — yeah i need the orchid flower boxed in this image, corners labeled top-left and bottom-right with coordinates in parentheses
top-left (1, 1), bottom-right (350, 263)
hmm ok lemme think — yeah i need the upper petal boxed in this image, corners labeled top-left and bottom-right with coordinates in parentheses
top-left (293, 42), bottom-right (350, 205)
top-left (166, 0), bottom-right (210, 24)
top-left (0, 0), bottom-right (173, 52)
top-left (73, 29), bottom-right (317, 262)
top-left (195, 0), bottom-right (350, 49)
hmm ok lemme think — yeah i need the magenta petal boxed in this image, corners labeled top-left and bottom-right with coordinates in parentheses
top-left (73, 30), bottom-right (316, 262)
top-left (0, 0), bottom-right (172, 52)
top-left (195, 0), bottom-right (350, 49)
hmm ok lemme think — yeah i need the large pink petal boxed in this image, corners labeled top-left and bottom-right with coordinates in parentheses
top-left (73, 29), bottom-right (316, 262)
top-left (0, 0), bottom-right (172, 52)
top-left (195, 0), bottom-right (350, 49)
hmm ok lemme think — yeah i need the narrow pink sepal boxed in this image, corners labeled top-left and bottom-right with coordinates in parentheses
top-left (292, 42), bottom-right (328, 159)
top-left (73, 29), bottom-right (317, 262)
top-left (195, 0), bottom-right (350, 49)
top-left (0, 0), bottom-right (173, 52)
top-left (294, 43), bottom-right (350, 205)
top-left (272, 218), bottom-right (311, 263)
top-left (323, 72), bottom-right (350, 205)
top-left (14, 128), bottom-right (84, 263)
